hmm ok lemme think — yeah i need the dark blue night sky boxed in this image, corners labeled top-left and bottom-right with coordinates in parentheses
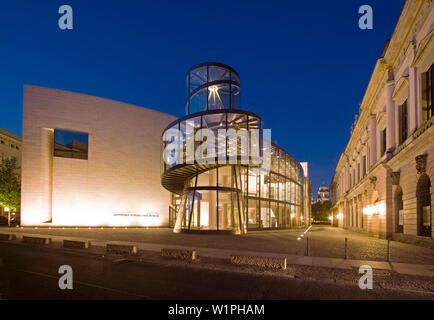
top-left (0, 0), bottom-right (405, 197)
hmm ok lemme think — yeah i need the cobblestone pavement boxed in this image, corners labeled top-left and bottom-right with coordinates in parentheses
top-left (2, 225), bottom-right (434, 264)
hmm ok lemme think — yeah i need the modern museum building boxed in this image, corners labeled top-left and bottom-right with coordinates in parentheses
top-left (21, 62), bottom-right (311, 233)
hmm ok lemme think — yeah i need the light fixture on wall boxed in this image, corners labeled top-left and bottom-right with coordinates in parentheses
top-left (363, 202), bottom-right (386, 216)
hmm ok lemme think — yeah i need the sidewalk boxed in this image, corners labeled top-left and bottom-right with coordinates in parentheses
top-left (1, 230), bottom-right (434, 278)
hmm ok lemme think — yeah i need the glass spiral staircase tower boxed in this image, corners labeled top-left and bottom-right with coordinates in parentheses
top-left (162, 62), bottom-right (304, 234)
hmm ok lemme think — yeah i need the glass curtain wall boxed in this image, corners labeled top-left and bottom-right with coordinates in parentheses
top-left (162, 63), bottom-right (305, 234)
top-left (170, 144), bottom-right (304, 232)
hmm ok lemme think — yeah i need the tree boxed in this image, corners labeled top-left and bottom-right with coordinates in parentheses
top-left (312, 200), bottom-right (332, 221)
top-left (0, 157), bottom-right (21, 210)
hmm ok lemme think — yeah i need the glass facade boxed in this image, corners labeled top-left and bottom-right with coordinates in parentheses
top-left (165, 145), bottom-right (303, 233)
top-left (162, 63), bottom-right (305, 234)
top-left (186, 63), bottom-right (241, 114)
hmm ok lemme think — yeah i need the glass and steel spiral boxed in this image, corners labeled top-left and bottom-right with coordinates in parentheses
top-left (162, 62), bottom-right (304, 234)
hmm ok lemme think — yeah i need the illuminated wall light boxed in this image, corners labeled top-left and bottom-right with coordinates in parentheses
top-left (297, 237), bottom-right (301, 240)
top-left (328, 216), bottom-right (333, 220)
top-left (363, 202), bottom-right (386, 216)
top-left (363, 206), bottom-right (373, 216)
top-left (337, 213), bottom-right (343, 219)
top-left (290, 213), bottom-right (295, 218)
top-left (378, 202), bottom-right (386, 216)
top-left (4, 207), bottom-right (10, 212)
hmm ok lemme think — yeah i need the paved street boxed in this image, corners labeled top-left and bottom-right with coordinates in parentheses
top-left (2, 225), bottom-right (434, 264)
top-left (0, 242), bottom-right (433, 300)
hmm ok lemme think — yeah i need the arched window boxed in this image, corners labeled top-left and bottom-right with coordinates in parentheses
top-left (416, 174), bottom-right (431, 237)
top-left (394, 187), bottom-right (403, 233)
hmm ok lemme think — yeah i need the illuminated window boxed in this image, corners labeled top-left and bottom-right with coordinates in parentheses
top-left (54, 129), bottom-right (88, 160)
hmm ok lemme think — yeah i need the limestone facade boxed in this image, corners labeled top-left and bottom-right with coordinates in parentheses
top-left (21, 85), bottom-right (176, 227)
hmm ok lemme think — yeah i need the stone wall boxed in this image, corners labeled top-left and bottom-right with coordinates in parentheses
top-left (21, 85), bottom-right (177, 227)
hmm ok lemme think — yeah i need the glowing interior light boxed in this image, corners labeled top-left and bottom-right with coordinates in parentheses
top-left (378, 202), bottom-right (386, 216)
top-left (297, 237), bottom-right (301, 240)
top-left (329, 216), bottom-right (333, 220)
top-left (337, 213), bottom-right (343, 219)
top-left (363, 206), bottom-right (374, 216)
top-left (209, 85), bottom-right (219, 93)
top-left (290, 213), bottom-right (295, 218)
top-left (4, 207), bottom-right (10, 212)
top-left (363, 202), bottom-right (385, 216)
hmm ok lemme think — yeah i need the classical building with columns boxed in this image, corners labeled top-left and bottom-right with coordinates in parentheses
top-left (330, 0), bottom-right (433, 246)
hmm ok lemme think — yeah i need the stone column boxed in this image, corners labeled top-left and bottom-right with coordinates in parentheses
top-left (369, 116), bottom-right (377, 167)
top-left (386, 81), bottom-right (396, 155)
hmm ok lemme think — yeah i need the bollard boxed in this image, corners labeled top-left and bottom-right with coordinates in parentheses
top-left (387, 240), bottom-right (391, 262)
top-left (306, 237), bottom-right (309, 256)
top-left (344, 237), bottom-right (348, 260)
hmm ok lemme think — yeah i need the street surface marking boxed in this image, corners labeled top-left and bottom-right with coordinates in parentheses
top-left (19, 269), bottom-right (153, 299)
